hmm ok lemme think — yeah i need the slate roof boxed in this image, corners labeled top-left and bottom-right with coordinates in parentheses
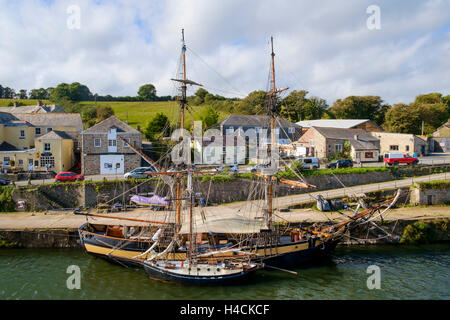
top-left (219, 115), bottom-right (300, 128)
top-left (312, 126), bottom-right (379, 150)
top-left (0, 104), bottom-right (65, 114)
top-left (296, 119), bottom-right (382, 130)
top-left (38, 130), bottom-right (74, 140)
top-left (81, 116), bottom-right (140, 134)
top-left (13, 113), bottom-right (83, 130)
top-left (0, 141), bottom-right (19, 151)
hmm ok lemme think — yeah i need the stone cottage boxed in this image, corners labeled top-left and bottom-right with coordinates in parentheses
top-left (81, 116), bottom-right (142, 175)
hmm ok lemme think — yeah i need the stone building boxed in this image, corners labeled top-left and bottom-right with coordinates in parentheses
top-left (369, 132), bottom-right (428, 156)
top-left (292, 127), bottom-right (380, 162)
top-left (410, 181), bottom-right (450, 205)
top-left (0, 112), bottom-right (81, 173)
top-left (81, 116), bottom-right (142, 175)
top-left (430, 119), bottom-right (450, 152)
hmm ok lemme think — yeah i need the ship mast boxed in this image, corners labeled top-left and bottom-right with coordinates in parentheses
top-left (267, 36), bottom-right (276, 229)
top-left (170, 29), bottom-right (202, 263)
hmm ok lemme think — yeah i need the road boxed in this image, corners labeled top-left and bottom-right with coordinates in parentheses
top-left (225, 171), bottom-right (450, 209)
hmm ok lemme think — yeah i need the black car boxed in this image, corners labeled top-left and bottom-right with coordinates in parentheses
top-left (0, 177), bottom-right (10, 185)
top-left (327, 159), bottom-right (353, 169)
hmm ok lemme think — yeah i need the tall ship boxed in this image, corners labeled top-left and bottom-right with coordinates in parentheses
top-left (76, 31), bottom-right (402, 277)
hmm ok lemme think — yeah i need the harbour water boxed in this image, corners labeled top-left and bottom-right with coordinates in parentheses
top-left (1, 244), bottom-right (449, 300)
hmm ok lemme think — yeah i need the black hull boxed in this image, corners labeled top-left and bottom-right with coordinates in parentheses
top-left (78, 223), bottom-right (340, 270)
top-left (264, 239), bottom-right (339, 269)
top-left (143, 263), bottom-right (256, 286)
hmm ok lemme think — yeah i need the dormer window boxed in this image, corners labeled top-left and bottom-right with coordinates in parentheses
top-left (35, 128), bottom-right (41, 135)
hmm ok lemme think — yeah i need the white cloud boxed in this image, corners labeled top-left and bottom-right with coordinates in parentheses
top-left (0, 0), bottom-right (449, 105)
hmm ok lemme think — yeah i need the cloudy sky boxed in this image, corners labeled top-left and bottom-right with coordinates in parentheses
top-left (0, 0), bottom-right (449, 105)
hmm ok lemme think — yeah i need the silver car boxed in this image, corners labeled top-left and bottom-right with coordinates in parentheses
top-left (124, 167), bottom-right (155, 179)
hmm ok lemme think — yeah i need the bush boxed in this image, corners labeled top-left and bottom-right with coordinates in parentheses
top-left (0, 186), bottom-right (16, 212)
top-left (400, 221), bottom-right (438, 244)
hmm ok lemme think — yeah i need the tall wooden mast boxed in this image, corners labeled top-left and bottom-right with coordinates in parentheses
top-left (267, 36), bottom-right (277, 229)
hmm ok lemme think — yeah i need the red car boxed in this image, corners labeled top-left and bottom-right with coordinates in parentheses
top-left (55, 172), bottom-right (84, 182)
top-left (383, 153), bottom-right (419, 166)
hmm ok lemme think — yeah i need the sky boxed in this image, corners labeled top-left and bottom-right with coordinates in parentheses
top-left (0, 0), bottom-right (449, 105)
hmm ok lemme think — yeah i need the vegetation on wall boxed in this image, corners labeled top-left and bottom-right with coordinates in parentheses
top-left (416, 180), bottom-right (450, 190)
top-left (0, 186), bottom-right (16, 212)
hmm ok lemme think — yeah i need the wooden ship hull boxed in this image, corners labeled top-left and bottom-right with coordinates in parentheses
top-left (78, 222), bottom-right (338, 269)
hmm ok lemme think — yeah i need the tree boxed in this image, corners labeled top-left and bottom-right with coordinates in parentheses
top-left (18, 89), bottom-right (27, 99)
top-left (238, 90), bottom-right (267, 114)
top-left (303, 96), bottom-right (328, 120)
top-left (383, 103), bottom-right (421, 134)
top-left (138, 84), bottom-right (157, 101)
top-left (29, 88), bottom-right (50, 100)
top-left (280, 90), bottom-right (309, 122)
top-left (194, 88), bottom-right (209, 104)
top-left (199, 106), bottom-right (219, 129)
top-left (329, 96), bottom-right (386, 125)
top-left (144, 113), bottom-right (170, 141)
top-left (50, 82), bottom-right (92, 102)
top-left (96, 105), bottom-right (115, 121)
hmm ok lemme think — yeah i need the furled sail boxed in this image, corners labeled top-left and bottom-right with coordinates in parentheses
top-left (130, 195), bottom-right (170, 206)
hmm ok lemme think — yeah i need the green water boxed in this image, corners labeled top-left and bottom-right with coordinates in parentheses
top-left (0, 244), bottom-right (449, 300)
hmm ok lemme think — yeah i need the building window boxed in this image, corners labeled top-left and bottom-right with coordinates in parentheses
top-left (35, 127), bottom-right (41, 135)
top-left (288, 127), bottom-right (295, 134)
top-left (390, 145), bottom-right (399, 151)
top-left (406, 145), bottom-right (410, 152)
top-left (46, 127), bottom-right (53, 133)
top-left (18, 160), bottom-right (23, 166)
top-left (108, 139), bottom-right (117, 147)
top-left (365, 152), bottom-right (374, 158)
top-left (226, 127), bottom-right (234, 134)
top-left (20, 130), bottom-right (25, 138)
top-left (335, 144), bottom-right (343, 152)
top-left (3, 157), bottom-right (10, 166)
top-left (104, 163), bottom-right (113, 169)
top-left (40, 156), bottom-right (55, 168)
top-left (44, 143), bottom-right (51, 151)
top-left (94, 138), bottom-right (101, 147)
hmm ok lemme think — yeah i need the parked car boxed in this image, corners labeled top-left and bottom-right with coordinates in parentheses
top-left (294, 157), bottom-right (320, 170)
top-left (383, 153), bottom-right (419, 166)
top-left (124, 167), bottom-right (156, 179)
top-left (55, 172), bottom-right (84, 182)
top-left (327, 159), bottom-right (353, 169)
top-left (0, 177), bottom-right (10, 185)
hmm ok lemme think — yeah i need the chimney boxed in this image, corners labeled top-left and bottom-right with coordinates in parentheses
top-left (354, 134), bottom-right (359, 141)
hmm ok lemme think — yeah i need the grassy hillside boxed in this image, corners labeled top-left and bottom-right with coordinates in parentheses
top-left (79, 101), bottom-right (230, 129)
top-left (0, 99), bottom-right (50, 107)
top-left (0, 99), bottom-right (230, 129)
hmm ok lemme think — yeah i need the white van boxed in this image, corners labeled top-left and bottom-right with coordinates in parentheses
top-left (297, 157), bottom-right (320, 170)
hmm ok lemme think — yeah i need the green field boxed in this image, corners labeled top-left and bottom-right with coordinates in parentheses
top-left (0, 99), bottom-right (230, 130)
